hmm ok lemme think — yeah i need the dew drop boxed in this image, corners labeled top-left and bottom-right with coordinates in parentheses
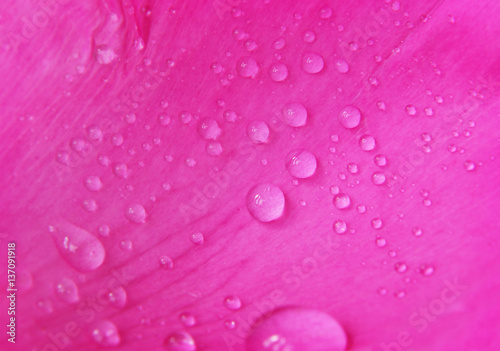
top-left (54, 277), bottom-right (79, 304)
top-left (333, 220), bottom-right (347, 234)
top-left (333, 193), bottom-right (351, 210)
top-left (50, 221), bottom-right (105, 272)
top-left (347, 163), bottom-right (359, 174)
top-left (375, 237), bottom-right (387, 248)
top-left (82, 199), bottom-right (98, 212)
top-left (91, 320), bottom-right (121, 347)
top-left (159, 255), bottom-right (174, 269)
top-left (124, 204), bottom-right (147, 223)
top-left (412, 227), bottom-right (423, 237)
top-left (281, 102), bottom-right (308, 127)
top-left (359, 135), bottom-right (376, 151)
top-left (106, 286), bottom-right (127, 308)
top-left (303, 30), bottom-right (316, 43)
top-left (190, 232), bottom-right (204, 245)
top-left (84, 176), bottom-right (103, 192)
top-left (158, 114), bottom-right (172, 126)
top-left (197, 118), bottom-right (221, 140)
top-left (464, 160), bottom-right (475, 171)
top-left (224, 110), bottom-right (237, 123)
top-left (395, 262), bottom-right (408, 273)
top-left (301, 52), bottom-right (325, 74)
top-left (269, 62), bottom-right (288, 82)
top-left (246, 183), bottom-right (285, 222)
top-left (285, 149), bottom-right (317, 179)
top-left (237, 57), bottom-right (259, 78)
top-left (319, 7), bottom-right (333, 19)
top-left (180, 312), bottom-right (196, 327)
top-left (179, 111), bottom-right (192, 124)
top-left (206, 141), bottom-right (223, 156)
top-left (113, 163), bottom-right (129, 179)
top-left (405, 105), bottom-right (417, 116)
top-left (224, 295), bottom-right (242, 310)
top-left (419, 264), bottom-right (435, 276)
top-left (338, 105), bottom-right (361, 129)
top-left (273, 37), bottom-right (285, 49)
top-left (334, 59), bottom-right (350, 73)
top-left (164, 331), bottom-right (196, 351)
top-left (247, 120), bottom-right (270, 144)
top-left (245, 307), bottom-right (347, 351)
top-left (374, 154), bottom-right (387, 167)
top-left (371, 218), bottom-right (383, 229)
top-left (371, 172), bottom-right (386, 185)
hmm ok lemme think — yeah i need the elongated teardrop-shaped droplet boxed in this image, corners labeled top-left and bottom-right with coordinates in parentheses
top-left (246, 183), bottom-right (285, 222)
top-left (51, 221), bottom-right (105, 272)
top-left (54, 277), bottom-right (80, 304)
top-left (164, 331), bottom-right (196, 351)
top-left (91, 320), bottom-right (121, 347)
top-left (246, 307), bottom-right (347, 351)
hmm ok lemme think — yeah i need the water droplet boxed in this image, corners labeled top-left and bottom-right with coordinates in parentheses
top-left (54, 277), bottom-right (79, 304)
top-left (359, 135), bottom-right (376, 151)
top-left (347, 163), bottom-right (359, 174)
top-left (464, 160), bottom-right (475, 171)
top-left (113, 163), bottom-right (129, 179)
top-left (281, 103), bottom-right (308, 127)
top-left (301, 52), bottom-right (324, 74)
top-left (338, 105), bottom-right (361, 129)
top-left (374, 154), bottom-right (387, 167)
top-left (435, 95), bottom-right (444, 104)
top-left (419, 264), bottom-right (435, 276)
top-left (179, 111), bottom-right (192, 124)
top-left (185, 158), bottom-right (196, 167)
top-left (120, 240), bottom-right (133, 251)
top-left (334, 59), bottom-right (350, 73)
top-left (158, 114), bottom-right (172, 126)
top-left (375, 237), bottom-right (387, 248)
top-left (164, 331), bottom-right (196, 351)
top-left (285, 149), bottom-right (317, 179)
top-left (211, 62), bottom-right (223, 74)
top-left (247, 120), bottom-right (270, 144)
top-left (333, 193), bottom-right (351, 210)
top-left (395, 290), bottom-right (406, 298)
top-left (269, 62), bottom-right (288, 82)
top-left (91, 320), bottom-right (120, 347)
top-left (357, 204), bottom-right (366, 214)
top-left (319, 7), bottom-right (333, 19)
top-left (245, 307), bottom-right (346, 351)
top-left (303, 30), bottom-right (316, 43)
top-left (124, 204), bottom-right (147, 223)
top-left (371, 172), bottom-right (386, 185)
top-left (180, 312), bottom-right (196, 327)
top-left (412, 227), bottom-right (423, 237)
top-left (237, 57), bottom-right (259, 78)
top-left (273, 37), bottom-right (285, 49)
top-left (225, 320), bottom-right (236, 330)
top-left (206, 141), bottom-right (223, 156)
top-left (106, 286), bottom-right (127, 308)
top-left (246, 183), bottom-right (285, 222)
top-left (405, 105), bottom-right (417, 116)
top-left (333, 220), bottom-right (347, 234)
top-left (378, 287), bottom-right (388, 295)
top-left (96, 45), bottom-right (116, 65)
top-left (159, 255), bottom-right (174, 269)
top-left (84, 176), bottom-right (103, 192)
top-left (371, 218), bottom-right (383, 229)
top-left (51, 221), bottom-right (105, 272)
top-left (197, 118), bottom-right (221, 140)
top-left (224, 110), bottom-right (237, 123)
top-left (190, 232), bottom-right (204, 245)
top-left (82, 199), bottom-right (98, 212)
top-left (395, 262), bottom-right (408, 273)
top-left (224, 295), bottom-right (242, 310)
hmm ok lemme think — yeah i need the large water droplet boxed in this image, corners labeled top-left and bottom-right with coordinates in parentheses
top-left (124, 204), bottom-right (147, 223)
top-left (197, 118), bottom-right (221, 140)
top-left (246, 183), bottom-right (285, 222)
top-left (91, 320), bottom-right (120, 347)
top-left (333, 193), bottom-right (351, 210)
top-left (164, 331), bottom-right (196, 351)
top-left (301, 52), bottom-right (324, 74)
top-left (247, 120), bottom-right (270, 144)
top-left (51, 221), bottom-right (105, 272)
top-left (54, 277), bottom-right (79, 304)
top-left (338, 105), bottom-right (361, 129)
top-left (282, 103), bottom-right (308, 127)
top-left (285, 149), bottom-right (317, 179)
top-left (237, 57), bottom-right (259, 78)
top-left (246, 307), bottom-right (347, 351)
top-left (269, 62), bottom-right (288, 82)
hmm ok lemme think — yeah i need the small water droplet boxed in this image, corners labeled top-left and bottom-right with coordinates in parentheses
top-left (282, 103), bottom-right (308, 127)
top-left (273, 37), bottom-right (285, 49)
top-left (54, 277), bottom-right (79, 304)
top-left (179, 111), bottom-right (192, 124)
top-left (334, 59), bottom-right (350, 73)
top-left (164, 331), bottom-right (196, 351)
top-left (84, 176), bottom-right (103, 192)
top-left (247, 120), bottom-right (270, 144)
top-left (113, 163), bottom-right (129, 179)
top-left (419, 264), bottom-right (435, 276)
top-left (190, 232), bottom-right (204, 245)
top-left (357, 204), bottom-right (366, 214)
top-left (374, 154), bottom-right (387, 167)
top-left (124, 204), bottom-right (147, 223)
top-left (371, 218), bottom-right (383, 229)
top-left (301, 52), bottom-right (324, 74)
top-left (303, 30), bottom-right (316, 43)
top-left (333, 220), bottom-right (347, 234)
top-left (285, 149), bottom-right (317, 179)
top-left (206, 141), bottom-right (223, 156)
top-left (333, 193), bottom-right (351, 209)
top-left (197, 118), bottom-right (221, 140)
top-left (464, 160), bottom-right (475, 171)
top-left (180, 312), bottom-right (196, 327)
top-left (359, 135), bottom-right (376, 151)
top-left (405, 105), bottom-right (417, 116)
top-left (347, 163), bottom-right (359, 174)
top-left (224, 295), bottom-right (242, 310)
top-left (91, 320), bottom-right (120, 347)
top-left (237, 57), bottom-right (259, 78)
top-left (246, 183), bottom-right (285, 222)
top-left (395, 262), bottom-right (408, 273)
top-left (412, 227), bottom-right (423, 237)
top-left (338, 105), bottom-right (361, 129)
top-left (319, 7), bottom-right (333, 19)
top-left (372, 172), bottom-right (386, 185)
top-left (120, 240), bottom-right (133, 251)
top-left (376, 237), bottom-right (387, 248)
top-left (269, 62), bottom-right (288, 82)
